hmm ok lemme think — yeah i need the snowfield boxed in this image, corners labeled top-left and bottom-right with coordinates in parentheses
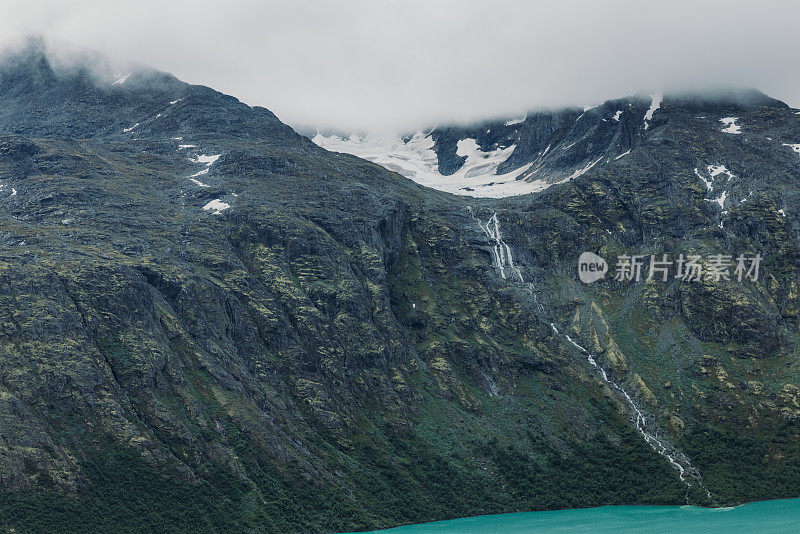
top-left (313, 128), bottom-right (619, 198)
top-left (312, 131), bottom-right (561, 198)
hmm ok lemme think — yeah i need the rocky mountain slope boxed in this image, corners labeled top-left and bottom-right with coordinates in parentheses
top-left (1, 41), bottom-right (800, 533)
top-left (312, 90), bottom-right (800, 198)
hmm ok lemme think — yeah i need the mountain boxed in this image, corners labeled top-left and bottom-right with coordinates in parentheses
top-left (1, 41), bottom-right (800, 533)
top-left (312, 89), bottom-right (797, 198)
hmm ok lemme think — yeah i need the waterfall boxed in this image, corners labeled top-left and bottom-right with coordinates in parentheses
top-left (552, 323), bottom-right (694, 483)
top-left (470, 208), bottom-right (712, 500)
top-left (471, 208), bottom-right (524, 282)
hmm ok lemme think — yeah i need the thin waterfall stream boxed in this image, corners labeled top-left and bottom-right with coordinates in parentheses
top-left (468, 207), bottom-right (713, 502)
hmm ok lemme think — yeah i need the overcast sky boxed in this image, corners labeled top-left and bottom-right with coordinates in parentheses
top-left (2, 0), bottom-right (800, 132)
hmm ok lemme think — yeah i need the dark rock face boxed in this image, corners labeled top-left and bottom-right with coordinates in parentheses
top-left (1, 42), bottom-right (800, 532)
top-left (409, 88), bottom-right (798, 195)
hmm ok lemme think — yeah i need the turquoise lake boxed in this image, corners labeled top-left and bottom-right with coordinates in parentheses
top-left (348, 498), bottom-right (800, 533)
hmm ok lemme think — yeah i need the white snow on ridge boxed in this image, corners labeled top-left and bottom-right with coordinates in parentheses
top-left (313, 131), bottom-right (548, 198)
top-left (112, 73), bottom-right (131, 86)
top-left (313, 131), bottom-right (439, 180)
top-left (720, 117), bottom-right (742, 134)
top-left (504, 117), bottom-right (526, 126)
top-left (456, 138), bottom-right (515, 179)
top-left (612, 110), bottom-right (623, 121)
top-left (569, 157), bottom-right (603, 179)
top-left (615, 149), bottom-right (631, 160)
top-left (643, 93), bottom-right (663, 130)
top-left (178, 144), bottom-right (197, 149)
top-left (312, 129), bottom-right (616, 198)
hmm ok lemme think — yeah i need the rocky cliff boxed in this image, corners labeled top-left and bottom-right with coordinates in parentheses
top-left (1, 42), bottom-right (799, 533)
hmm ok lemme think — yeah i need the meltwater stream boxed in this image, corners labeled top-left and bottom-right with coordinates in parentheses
top-left (469, 208), bottom-right (710, 499)
top-left (480, 212), bottom-right (524, 282)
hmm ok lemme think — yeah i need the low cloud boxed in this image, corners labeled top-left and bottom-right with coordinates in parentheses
top-left (2, 0), bottom-right (800, 132)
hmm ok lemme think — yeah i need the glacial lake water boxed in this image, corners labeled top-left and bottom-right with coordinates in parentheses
top-left (349, 498), bottom-right (800, 533)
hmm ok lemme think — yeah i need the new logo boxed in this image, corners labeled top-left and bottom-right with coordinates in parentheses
top-left (578, 252), bottom-right (608, 283)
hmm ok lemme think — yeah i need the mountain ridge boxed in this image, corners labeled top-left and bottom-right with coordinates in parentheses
top-left (1, 41), bottom-right (800, 533)
top-left (312, 88), bottom-right (797, 198)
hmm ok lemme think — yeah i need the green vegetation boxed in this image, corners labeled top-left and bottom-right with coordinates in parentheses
top-left (1, 48), bottom-right (800, 533)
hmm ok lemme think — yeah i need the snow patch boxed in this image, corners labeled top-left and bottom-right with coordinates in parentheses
top-left (123, 123), bottom-right (139, 133)
top-left (504, 117), bottom-right (526, 126)
top-left (178, 144), bottom-right (197, 149)
top-left (615, 150), bottom-right (631, 160)
top-left (696, 164), bottom-right (734, 192)
top-left (643, 92), bottom-right (663, 130)
top-left (778, 209), bottom-right (786, 217)
top-left (612, 110), bottom-right (623, 121)
top-left (706, 190), bottom-right (728, 208)
top-left (782, 143), bottom-right (800, 154)
top-left (190, 154), bottom-right (221, 166)
top-left (203, 199), bottom-right (230, 214)
top-left (720, 117), bottom-right (741, 134)
top-left (707, 164), bottom-right (734, 181)
top-left (112, 73), bottom-right (131, 86)
top-left (190, 178), bottom-right (210, 187)
top-left (568, 157), bottom-right (603, 179)
top-left (694, 168), bottom-right (713, 190)
top-left (170, 99), bottom-right (182, 105)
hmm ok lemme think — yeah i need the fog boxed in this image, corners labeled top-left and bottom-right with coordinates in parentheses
top-left (2, 0), bottom-right (800, 132)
